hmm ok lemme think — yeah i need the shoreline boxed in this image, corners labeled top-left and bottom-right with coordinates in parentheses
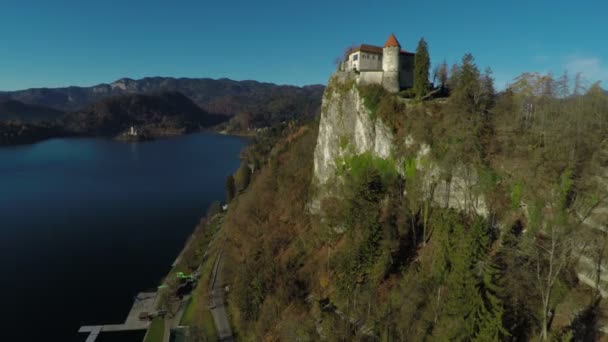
top-left (76, 160), bottom-right (238, 342)
top-left (0, 127), bottom-right (252, 148)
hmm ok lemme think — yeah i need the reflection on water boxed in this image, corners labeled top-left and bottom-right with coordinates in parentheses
top-left (0, 133), bottom-right (246, 342)
top-left (130, 142), bottom-right (139, 162)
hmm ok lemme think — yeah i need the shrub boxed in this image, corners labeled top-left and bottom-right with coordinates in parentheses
top-left (358, 84), bottom-right (388, 118)
top-left (235, 161), bottom-right (251, 191)
top-left (339, 152), bottom-right (397, 187)
top-left (225, 175), bottom-right (236, 202)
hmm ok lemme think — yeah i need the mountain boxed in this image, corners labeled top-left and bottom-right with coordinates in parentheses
top-left (63, 91), bottom-right (226, 137)
top-left (195, 69), bottom-right (608, 341)
top-left (5, 77), bottom-right (325, 130)
top-left (0, 121), bottom-right (66, 146)
top-left (0, 97), bottom-right (64, 123)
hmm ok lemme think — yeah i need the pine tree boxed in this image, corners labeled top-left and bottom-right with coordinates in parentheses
top-left (472, 263), bottom-right (509, 341)
top-left (235, 161), bottom-right (251, 191)
top-left (479, 67), bottom-right (496, 112)
top-left (450, 53), bottom-right (481, 113)
top-left (413, 38), bottom-right (431, 99)
top-left (435, 216), bottom-right (507, 341)
top-left (225, 174), bottom-right (236, 202)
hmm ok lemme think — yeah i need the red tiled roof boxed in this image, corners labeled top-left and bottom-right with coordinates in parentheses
top-left (384, 34), bottom-right (401, 48)
top-left (346, 35), bottom-right (413, 56)
top-left (349, 44), bottom-right (383, 55)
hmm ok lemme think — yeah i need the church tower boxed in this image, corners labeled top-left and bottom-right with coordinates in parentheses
top-left (382, 33), bottom-right (401, 93)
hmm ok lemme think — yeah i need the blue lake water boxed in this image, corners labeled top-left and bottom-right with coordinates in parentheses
top-left (0, 133), bottom-right (246, 341)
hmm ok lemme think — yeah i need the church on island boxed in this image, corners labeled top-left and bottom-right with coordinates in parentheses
top-left (340, 33), bottom-right (414, 93)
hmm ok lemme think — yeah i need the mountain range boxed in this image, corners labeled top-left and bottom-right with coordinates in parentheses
top-left (0, 96), bottom-right (64, 123)
top-left (0, 77), bottom-right (325, 144)
top-left (4, 77), bottom-right (324, 123)
top-left (63, 91), bottom-right (225, 137)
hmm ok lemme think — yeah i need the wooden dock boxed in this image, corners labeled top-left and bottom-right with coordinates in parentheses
top-left (78, 292), bottom-right (157, 341)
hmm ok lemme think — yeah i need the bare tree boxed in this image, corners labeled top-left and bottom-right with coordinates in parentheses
top-left (532, 216), bottom-right (575, 340)
top-left (436, 60), bottom-right (449, 89)
top-left (334, 44), bottom-right (358, 71)
top-left (528, 171), bottom-right (578, 340)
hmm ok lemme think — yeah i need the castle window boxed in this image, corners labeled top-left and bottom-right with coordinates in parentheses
top-left (353, 54), bottom-right (358, 61)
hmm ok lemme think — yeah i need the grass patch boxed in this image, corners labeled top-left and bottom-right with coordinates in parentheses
top-left (153, 210), bottom-right (224, 340)
top-left (180, 253), bottom-right (218, 341)
top-left (143, 317), bottom-right (165, 342)
top-left (156, 213), bottom-right (224, 310)
top-left (339, 152), bottom-right (398, 185)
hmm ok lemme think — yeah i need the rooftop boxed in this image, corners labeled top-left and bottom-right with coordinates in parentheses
top-left (384, 33), bottom-right (401, 48)
top-left (346, 34), bottom-right (413, 57)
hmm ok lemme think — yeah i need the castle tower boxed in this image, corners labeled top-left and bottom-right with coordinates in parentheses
top-left (382, 33), bottom-right (401, 93)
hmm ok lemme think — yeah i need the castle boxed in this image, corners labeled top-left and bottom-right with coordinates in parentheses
top-left (340, 33), bottom-right (414, 93)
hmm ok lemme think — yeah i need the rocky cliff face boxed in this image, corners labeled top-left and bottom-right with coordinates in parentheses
top-left (313, 74), bottom-right (393, 186)
top-left (311, 72), bottom-right (608, 300)
top-left (311, 72), bottom-right (488, 217)
top-left (311, 74), bottom-right (392, 211)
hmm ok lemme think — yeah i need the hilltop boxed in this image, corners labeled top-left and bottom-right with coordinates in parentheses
top-left (191, 55), bottom-right (608, 341)
top-left (0, 77), bottom-right (325, 145)
top-left (4, 77), bottom-right (324, 132)
top-left (63, 91), bottom-right (225, 138)
top-left (0, 97), bottom-right (64, 123)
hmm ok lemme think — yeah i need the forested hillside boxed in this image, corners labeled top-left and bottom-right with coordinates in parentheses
top-left (63, 92), bottom-right (225, 137)
top-left (214, 53), bottom-right (608, 341)
top-left (4, 77), bottom-right (324, 133)
top-left (0, 97), bottom-right (64, 123)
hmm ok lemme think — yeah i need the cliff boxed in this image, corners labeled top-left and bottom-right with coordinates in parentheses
top-left (311, 71), bottom-right (608, 298)
top-left (311, 72), bottom-right (488, 218)
top-left (208, 68), bottom-right (608, 340)
top-left (312, 73), bottom-right (393, 197)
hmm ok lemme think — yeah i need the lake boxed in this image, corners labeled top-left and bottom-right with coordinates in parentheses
top-left (0, 133), bottom-right (247, 341)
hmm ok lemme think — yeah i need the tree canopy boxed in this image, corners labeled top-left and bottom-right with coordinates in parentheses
top-left (413, 38), bottom-right (431, 99)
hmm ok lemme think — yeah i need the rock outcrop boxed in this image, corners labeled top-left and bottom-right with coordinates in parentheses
top-left (311, 73), bottom-right (393, 212)
top-left (311, 72), bottom-right (488, 217)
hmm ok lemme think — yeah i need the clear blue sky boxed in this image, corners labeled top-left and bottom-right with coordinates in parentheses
top-left (1, 0), bottom-right (607, 91)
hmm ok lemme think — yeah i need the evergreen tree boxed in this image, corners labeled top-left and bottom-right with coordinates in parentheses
top-left (235, 161), bottom-right (252, 191)
top-left (472, 263), bottom-right (509, 341)
top-left (450, 53), bottom-right (481, 114)
top-left (434, 216), bottom-right (507, 340)
top-left (225, 174), bottom-right (236, 202)
top-left (413, 38), bottom-right (431, 99)
top-left (479, 67), bottom-right (496, 112)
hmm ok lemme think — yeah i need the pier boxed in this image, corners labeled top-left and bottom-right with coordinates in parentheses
top-left (78, 292), bottom-right (157, 342)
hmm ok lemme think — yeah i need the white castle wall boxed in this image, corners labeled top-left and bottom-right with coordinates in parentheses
top-left (357, 71), bottom-right (384, 86)
top-left (358, 52), bottom-right (383, 71)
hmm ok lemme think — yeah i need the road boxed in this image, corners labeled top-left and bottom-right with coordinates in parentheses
top-left (209, 249), bottom-right (234, 341)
